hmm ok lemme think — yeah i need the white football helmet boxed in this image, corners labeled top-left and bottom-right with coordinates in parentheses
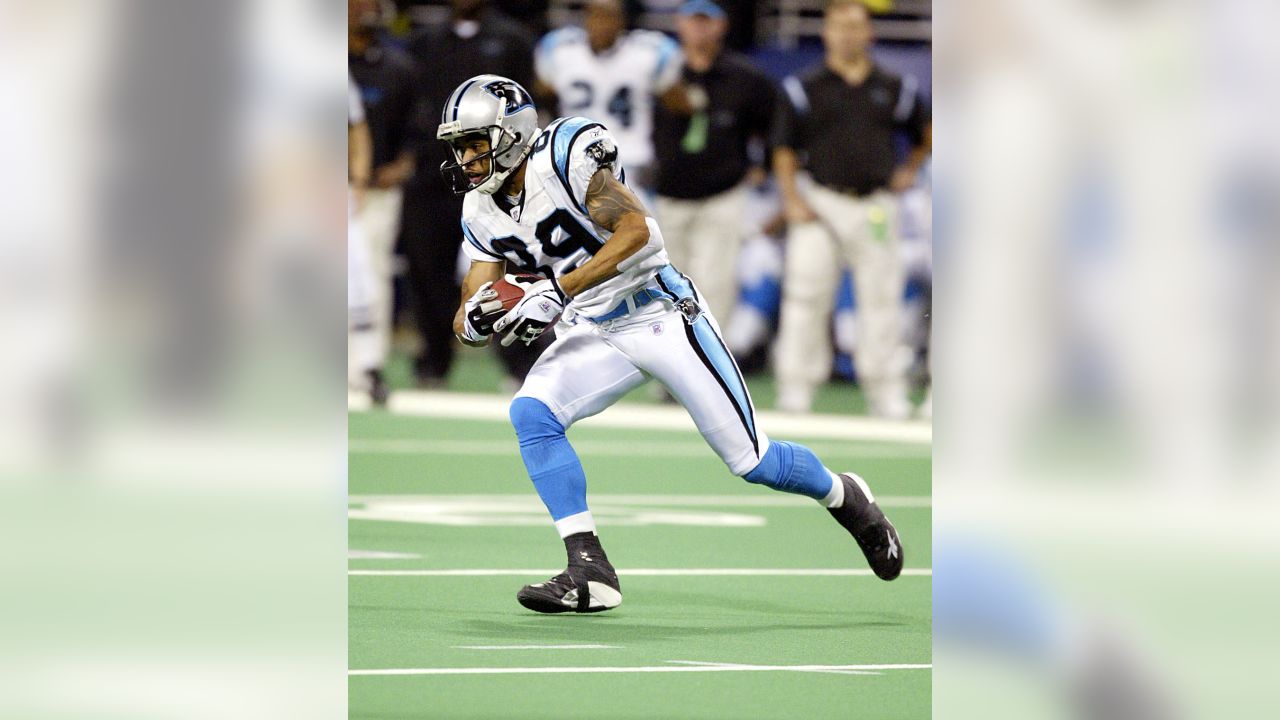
top-left (437, 75), bottom-right (539, 195)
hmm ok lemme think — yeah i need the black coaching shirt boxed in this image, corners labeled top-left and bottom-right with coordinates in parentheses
top-left (774, 64), bottom-right (929, 195)
top-left (348, 42), bottom-right (422, 170)
top-left (653, 52), bottom-right (778, 200)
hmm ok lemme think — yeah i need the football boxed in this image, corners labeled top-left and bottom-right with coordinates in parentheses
top-left (492, 274), bottom-right (544, 311)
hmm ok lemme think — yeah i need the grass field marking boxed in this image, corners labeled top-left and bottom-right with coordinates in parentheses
top-left (348, 437), bottom-right (930, 459)
top-left (453, 644), bottom-right (621, 650)
top-left (348, 493), bottom-right (931, 509)
top-left (348, 568), bottom-right (932, 577)
top-left (348, 499), bottom-right (768, 528)
top-left (348, 663), bottom-right (933, 677)
top-left (348, 550), bottom-right (421, 560)
top-left (349, 390), bottom-right (931, 444)
top-left (667, 660), bottom-right (878, 676)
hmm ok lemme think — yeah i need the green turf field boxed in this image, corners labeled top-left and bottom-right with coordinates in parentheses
top-left (349, 391), bottom-right (931, 718)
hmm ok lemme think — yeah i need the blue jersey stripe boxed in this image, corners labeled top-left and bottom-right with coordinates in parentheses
top-left (653, 35), bottom-right (678, 84)
top-left (656, 266), bottom-right (758, 452)
top-left (551, 117), bottom-right (604, 216)
top-left (461, 220), bottom-right (503, 260)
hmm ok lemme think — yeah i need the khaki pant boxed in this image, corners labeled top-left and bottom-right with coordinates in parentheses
top-left (655, 184), bottom-right (749, 335)
top-left (775, 185), bottom-right (910, 417)
top-left (354, 186), bottom-right (403, 356)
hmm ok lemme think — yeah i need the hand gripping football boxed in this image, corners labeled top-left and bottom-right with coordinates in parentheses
top-left (492, 273), bottom-right (545, 312)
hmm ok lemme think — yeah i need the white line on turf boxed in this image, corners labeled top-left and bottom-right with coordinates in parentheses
top-left (349, 568), bottom-right (932, 577)
top-left (348, 390), bottom-right (932, 444)
top-left (347, 494), bottom-right (931, 508)
top-left (348, 550), bottom-right (422, 560)
top-left (348, 438), bottom-right (929, 458)
top-left (348, 663), bottom-right (932, 676)
top-left (667, 660), bottom-right (877, 676)
top-left (453, 645), bottom-right (620, 650)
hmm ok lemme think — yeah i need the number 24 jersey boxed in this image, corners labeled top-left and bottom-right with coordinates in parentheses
top-left (534, 28), bottom-right (681, 169)
top-left (460, 118), bottom-right (670, 319)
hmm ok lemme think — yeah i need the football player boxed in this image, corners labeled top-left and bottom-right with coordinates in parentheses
top-left (441, 75), bottom-right (903, 613)
top-left (533, 0), bottom-right (689, 199)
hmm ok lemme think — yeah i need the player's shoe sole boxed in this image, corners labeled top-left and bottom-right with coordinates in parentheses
top-left (516, 574), bottom-right (622, 614)
top-left (517, 532), bottom-right (622, 614)
top-left (828, 472), bottom-right (904, 580)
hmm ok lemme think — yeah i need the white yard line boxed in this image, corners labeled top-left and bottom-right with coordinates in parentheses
top-left (349, 568), bottom-right (932, 577)
top-left (349, 662), bottom-right (932, 676)
top-left (349, 390), bottom-right (931, 445)
top-left (349, 438), bottom-right (929, 458)
top-left (348, 493), bottom-right (931, 508)
top-left (347, 550), bottom-right (421, 560)
top-left (667, 660), bottom-right (877, 676)
top-left (453, 644), bottom-right (620, 650)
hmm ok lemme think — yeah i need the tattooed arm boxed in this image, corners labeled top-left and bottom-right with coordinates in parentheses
top-left (555, 169), bottom-right (653, 298)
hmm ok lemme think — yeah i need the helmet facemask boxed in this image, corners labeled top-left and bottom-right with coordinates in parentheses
top-left (439, 124), bottom-right (525, 195)
top-left (437, 75), bottom-right (539, 196)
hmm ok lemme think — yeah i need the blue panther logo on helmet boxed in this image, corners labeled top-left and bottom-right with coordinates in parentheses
top-left (481, 80), bottom-right (534, 115)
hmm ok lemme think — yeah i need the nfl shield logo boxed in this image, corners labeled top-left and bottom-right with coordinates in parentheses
top-left (651, 322), bottom-right (664, 336)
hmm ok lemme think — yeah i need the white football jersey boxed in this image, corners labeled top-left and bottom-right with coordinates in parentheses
top-left (534, 27), bottom-right (682, 169)
top-left (460, 118), bottom-right (669, 318)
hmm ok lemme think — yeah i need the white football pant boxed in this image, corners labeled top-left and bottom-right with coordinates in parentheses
top-left (516, 274), bottom-right (769, 476)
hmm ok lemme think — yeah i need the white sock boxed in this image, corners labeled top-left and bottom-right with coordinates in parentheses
top-left (820, 471), bottom-right (845, 508)
top-left (554, 510), bottom-right (596, 538)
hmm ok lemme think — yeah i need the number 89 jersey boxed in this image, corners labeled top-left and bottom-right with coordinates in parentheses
top-left (460, 118), bottom-right (670, 319)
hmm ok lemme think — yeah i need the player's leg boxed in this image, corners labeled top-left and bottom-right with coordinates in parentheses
top-left (347, 197), bottom-right (388, 405)
top-left (816, 186), bottom-right (912, 419)
top-left (626, 268), bottom-right (903, 579)
top-left (508, 323), bottom-right (647, 613)
top-left (774, 214), bottom-right (841, 413)
top-left (354, 187), bottom-right (403, 379)
top-left (685, 185), bottom-right (748, 330)
top-left (400, 187), bottom-right (463, 385)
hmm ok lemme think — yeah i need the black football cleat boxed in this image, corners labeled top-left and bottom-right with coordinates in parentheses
top-left (517, 532), bottom-right (622, 614)
top-left (829, 473), bottom-right (903, 580)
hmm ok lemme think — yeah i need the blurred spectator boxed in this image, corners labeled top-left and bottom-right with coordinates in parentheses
top-left (348, 0), bottom-right (419, 397)
top-left (348, 74), bottom-right (389, 405)
top-left (771, 0), bottom-right (929, 418)
top-left (533, 0), bottom-right (688, 201)
top-left (400, 0), bottom-right (540, 388)
top-left (652, 0), bottom-right (777, 334)
top-left (495, 0), bottom-right (551, 37)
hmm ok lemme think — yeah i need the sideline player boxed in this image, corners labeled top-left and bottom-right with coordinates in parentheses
top-left (439, 75), bottom-right (903, 613)
top-left (533, 0), bottom-right (688, 199)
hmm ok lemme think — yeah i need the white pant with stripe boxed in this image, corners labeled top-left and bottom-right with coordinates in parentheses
top-left (516, 268), bottom-right (769, 476)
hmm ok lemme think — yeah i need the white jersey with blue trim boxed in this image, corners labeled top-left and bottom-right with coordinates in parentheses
top-left (460, 117), bottom-right (669, 319)
top-left (534, 27), bottom-right (682, 169)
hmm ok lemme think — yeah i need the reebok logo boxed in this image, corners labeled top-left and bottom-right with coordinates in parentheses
top-left (579, 551), bottom-right (594, 563)
top-left (886, 531), bottom-right (898, 560)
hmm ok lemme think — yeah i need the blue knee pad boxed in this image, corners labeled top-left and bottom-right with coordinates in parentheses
top-left (510, 397), bottom-right (565, 445)
top-left (743, 440), bottom-right (834, 500)
top-left (510, 398), bottom-right (588, 521)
